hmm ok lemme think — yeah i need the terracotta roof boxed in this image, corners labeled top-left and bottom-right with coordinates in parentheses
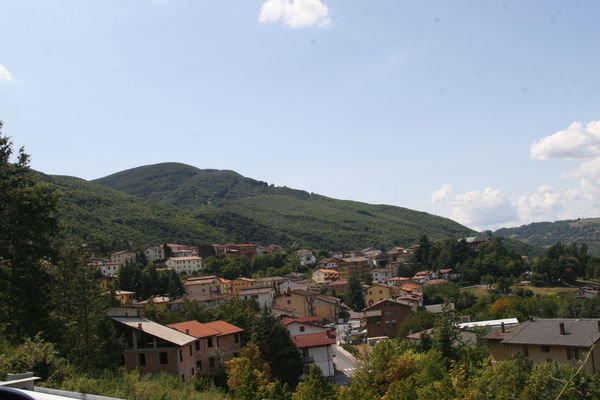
top-left (292, 332), bottom-right (336, 348)
top-left (168, 320), bottom-right (221, 338)
top-left (424, 279), bottom-right (449, 286)
top-left (203, 320), bottom-right (245, 336)
top-left (327, 280), bottom-right (348, 286)
top-left (317, 269), bottom-right (339, 274)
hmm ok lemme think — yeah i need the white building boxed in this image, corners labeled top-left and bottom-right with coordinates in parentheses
top-left (166, 256), bottom-right (203, 274)
top-left (292, 331), bottom-right (336, 378)
top-left (111, 250), bottom-right (137, 267)
top-left (370, 268), bottom-right (393, 283)
top-left (89, 261), bottom-right (120, 276)
top-left (239, 287), bottom-right (275, 309)
top-left (144, 246), bottom-right (165, 263)
top-left (296, 250), bottom-right (316, 266)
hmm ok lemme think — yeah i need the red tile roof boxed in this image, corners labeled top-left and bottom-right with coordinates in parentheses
top-left (292, 332), bottom-right (336, 348)
top-left (282, 317), bottom-right (320, 326)
top-left (203, 320), bottom-right (244, 336)
top-left (168, 321), bottom-right (220, 338)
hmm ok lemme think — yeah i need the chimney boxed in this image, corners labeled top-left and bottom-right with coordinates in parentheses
top-left (186, 329), bottom-right (190, 335)
top-left (138, 322), bottom-right (143, 330)
top-left (597, 321), bottom-right (600, 332)
top-left (559, 322), bottom-right (566, 335)
top-left (501, 322), bottom-right (505, 333)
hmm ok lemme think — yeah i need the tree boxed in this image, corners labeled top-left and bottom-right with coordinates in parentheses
top-left (345, 273), bottom-right (365, 311)
top-left (47, 243), bottom-right (124, 371)
top-left (251, 310), bottom-right (303, 387)
top-left (415, 235), bottom-right (432, 266)
top-left (0, 123), bottom-right (60, 338)
top-left (292, 365), bottom-right (337, 400)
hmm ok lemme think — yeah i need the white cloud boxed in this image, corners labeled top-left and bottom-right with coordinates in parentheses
top-left (0, 64), bottom-right (13, 82)
top-left (259, 0), bottom-right (331, 28)
top-left (449, 187), bottom-right (518, 229)
top-left (530, 120), bottom-right (600, 160)
top-left (429, 184), bottom-right (453, 204)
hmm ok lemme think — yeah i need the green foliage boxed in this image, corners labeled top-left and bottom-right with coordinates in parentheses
top-left (345, 273), bottom-right (365, 311)
top-left (520, 361), bottom-right (599, 400)
top-left (292, 365), bottom-right (337, 400)
top-left (47, 243), bottom-right (124, 372)
top-left (0, 124), bottom-right (60, 338)
top-left (396, 311), bottom-right (437, 337)
top-left (532, 242), bottom-right (595, 285)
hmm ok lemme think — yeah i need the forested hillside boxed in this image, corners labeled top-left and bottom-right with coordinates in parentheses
top-left (496, 218), bottom-right (600, 256)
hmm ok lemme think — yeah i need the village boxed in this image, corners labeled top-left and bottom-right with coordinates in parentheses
top-left (87, 238), bottom-right (600, 384)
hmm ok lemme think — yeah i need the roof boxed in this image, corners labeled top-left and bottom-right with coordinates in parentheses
top-left (327, 280), bottom-right (348, 287)
top-left (203, 320), bottom-right (245, 336)
top-left (167, 256), bottom-right (202, 261)
top-left (372, 268), bottom-right (392, 273)
top-left (424, 279), bottom-right (449, 286)
top-left (317, 269), bottom-right (339, 274)
top-left (362, 298), bottom-right (414, 312)
top-left (493, 319), bottom-right (600, 347)
top-left (458, 318), bottom-right (519, 329)
top-left (112, 317), bottom-right (196, 346)
top-left (424, 303), bottom-right (455, 314)
top-left (239, 287), bottom-right (274, 295)
top-left (186, 275), bottom-right (217, 282)
top-left (168, 320), bottom-right (221, 338)
top-left (282, 317), bottom-right (320, 326)
top-left (341, 257), bottom-right (369, 263)
top-left (292, 332), bottom-right (336, 348)
top-left (318, 258), bottom-right (341, 264)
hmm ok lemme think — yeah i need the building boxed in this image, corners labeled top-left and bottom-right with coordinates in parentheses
top-left (144, 246), bottom-right (165, 263)
top-left (239, 287), bottom-right (275, 309)
top-left (312, 269), bottom-right (339, 284)
top-left (365, 283), bottom-right (400, 307)
top-left (273, 289), bottom-right (340, 323)
top-left (137, 296), bottom-right (171, 312)
top-left (170, 294), bottom-right (231, 310)
top-left (438, 268), bottom-right (461, 280)
top-left (183, 275), bottom-right (221, 297)
top-left (362, 298), bottom-right (416, 338)
top-left (316, 257), bottom-right (342, 269)
top-left (283, 317), bottom-right (336, 378)
top-left (296, 250), bottom-right (316, 266)
top-left (113, 290), bottom-right (136, 305)
top-left (370, 268), bottom-right (393, 283)
top-left (165, 256), bottom-right (203, 274)
top-left (168, 320), bottom-right (243, 374)
top-left (90, 261), bottom-right (121, 277)
top-left (111, 250), bottom-right (137, 267)
top-left (231, 277), bottom-right (256, 297)
top-left (484, 318), bottom-right (600, 374)
top-left (327, 280), bottom-right (348, 295)
top-left (338, 257), bottom-right (370, 280)
top-left (213, 244), bottom-right (259, 260)
top-left (111, 317), bottom-right (199, 382)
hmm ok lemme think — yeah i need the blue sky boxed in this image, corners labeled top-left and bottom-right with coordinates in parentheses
top-left (1, 0), bottom-right (600, 231)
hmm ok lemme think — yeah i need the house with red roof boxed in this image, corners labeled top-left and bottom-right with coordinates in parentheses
top-left (168, 320), bottom-right (243, 375)
top-left (283, 318), bottom-right (336, 378)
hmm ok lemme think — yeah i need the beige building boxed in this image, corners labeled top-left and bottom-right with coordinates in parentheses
top-left (338, 257), bottom-right (370, 280)
top-left (183, 275), bottom-right (221, 297)
top-left (231, 277), bottom-right (256, 297)
top-left (273, 289), bottom-right (340, 323)
top-left (365, 283), bottom-right (400, 306)
top-left (485, 319), bottom-right (600, 374)
top-left (165, 256), bottom-right (203, 274)
top-left (312, 269), bottom-right (339, 284)
top-left (111, 250), bottom-right (137, 267)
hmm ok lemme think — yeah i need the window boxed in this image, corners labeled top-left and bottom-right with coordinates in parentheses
top-left (208, 337), bottom-right (213, 347)
top-left (567, 347), bottom-right (579, 360)
top-left (522, 345), bottom-right (529, 357)
top-left (197, 360), bottom-right (202, 370)
top-left (138, 353), bottom-right (146, 366)
top-left (192, 368), bottom-right (195, 376)
top-left (209, 357), bottom-right (215, 368)
top-left (179, 350), bottom-right (183, 362)
top-left (195, 341), bottom-right (200, 351)
top-left (189, 345), bottom-right (193, 356)
top-left (287, 300), bottom-right (291, 305)
top-left (541, 345), bottom-right (550, 353)
top-left (299, 326), bottom-right (305, 332)
top-left (159, 352), bottom-right (168, 365)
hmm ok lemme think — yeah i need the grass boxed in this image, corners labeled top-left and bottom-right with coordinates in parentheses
top-left (461, 285), bottom-right (490, 297)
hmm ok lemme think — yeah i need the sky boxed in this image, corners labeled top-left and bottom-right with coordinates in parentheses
top-left (1, 0), bottom-right (600, 231)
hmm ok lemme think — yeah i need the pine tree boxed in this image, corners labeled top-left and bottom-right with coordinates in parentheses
top-left (0, 123), bottom-right (60, 338)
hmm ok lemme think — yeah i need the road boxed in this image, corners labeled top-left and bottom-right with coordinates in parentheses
top-left (332, 343), bottom-right (357, 386)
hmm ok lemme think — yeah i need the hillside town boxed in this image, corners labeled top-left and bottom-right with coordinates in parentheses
top-left (76, 237), bottom-right (600, 386)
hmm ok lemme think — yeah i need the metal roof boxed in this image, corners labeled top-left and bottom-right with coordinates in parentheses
top-left (499, 319), bottom-right (600, 347)
top-left (112, 317), bottom-right (196, 346)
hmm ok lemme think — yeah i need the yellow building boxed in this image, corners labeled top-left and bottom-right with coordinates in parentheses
top-left (231, 277), bottom-right (256, 297)
top-left (365, 283), bottom-right (400, 307)
top-left (113, 290), bottom-right (135, 305)
top-left (338, 257), bottom-right (370, 280)
top-left (485, 319), bottom-right (600, 374)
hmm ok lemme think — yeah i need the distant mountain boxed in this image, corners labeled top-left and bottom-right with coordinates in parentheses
top-left (495, 218), bottom-right (600, 256)
top-left (40, 162), bottom-right (540, 255)
top-left (91, 162), bottom-right (475, 250)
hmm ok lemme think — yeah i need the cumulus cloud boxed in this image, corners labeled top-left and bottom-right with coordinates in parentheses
top-left (449, 187), bottom-right (518, 229)
top-left (429, 184), bottom-right (453, 204)
top-left (259, 0), bottom-right (331, 28)
top-left (530, 120), bottom-right (600, 160)
top-left (0, 64), bottom-right (13, 81)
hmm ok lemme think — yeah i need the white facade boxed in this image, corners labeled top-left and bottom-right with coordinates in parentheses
top-left (303, 345), bottom-right (335, 377)
top-left (166, 256), bottom-right (203, 274)
top-left (296, 250), bottom-right (316, 266)
top-left (286, 322), bottom-right (327, 337)
top-left (239, 287), bottom-right (274, 309)
top-left (111, 250), bottom-right (137, 267)
top-left (144, 246), bottom-right (165, 263)
top-left (371, 268), bottom-right (393, 283)
top-left (91, 262), bottom-right (120, 276)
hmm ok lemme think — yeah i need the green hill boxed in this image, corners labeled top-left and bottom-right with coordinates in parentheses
top-left (495, 218), bottom-right (600, 256)
top-left (92, 162), bottom-right (477, 250)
